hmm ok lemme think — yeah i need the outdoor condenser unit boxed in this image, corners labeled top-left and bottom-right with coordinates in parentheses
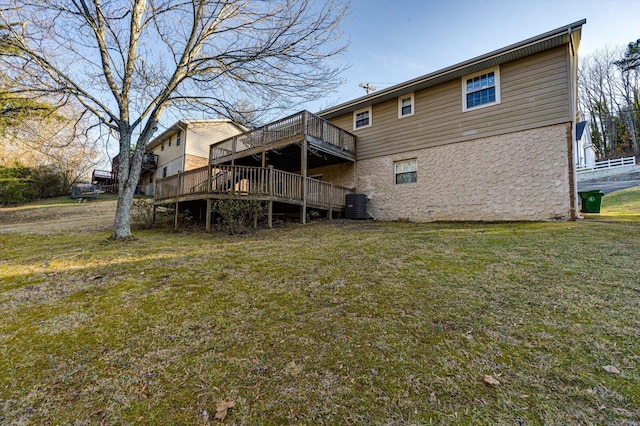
top-left (345, 193), bottom-right (368, 219)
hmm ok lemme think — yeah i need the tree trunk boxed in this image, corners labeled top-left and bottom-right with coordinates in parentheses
top-left (112, 183), bottom-right (137, 239)
top-left (111, 128), bottom-right (143, 239)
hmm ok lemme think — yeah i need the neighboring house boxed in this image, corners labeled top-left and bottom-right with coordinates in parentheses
top-left (154, 20), bottom-right (586, 227)
top-left (92, 119), bottom-right (245, 195)
top-left (141, 119), bottom-right (245, 195)
top-left (575, 120), bottom-right (596, 169)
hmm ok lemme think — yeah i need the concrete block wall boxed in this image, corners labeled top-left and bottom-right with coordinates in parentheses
top-left (355, 123), bottom-right (572, 222)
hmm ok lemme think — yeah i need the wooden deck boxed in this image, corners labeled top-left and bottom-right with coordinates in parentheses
top-left (154, 164), bottom-right (354, 214)
top-left (155, 110), bottom-right (357, 229)
top-left (209, 111), bottom-right (356, 165)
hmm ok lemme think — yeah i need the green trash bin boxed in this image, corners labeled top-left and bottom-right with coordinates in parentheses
top-left (578, 190), bottom-right (604, 213)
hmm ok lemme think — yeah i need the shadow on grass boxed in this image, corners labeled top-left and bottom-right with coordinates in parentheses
top-left (1, 221), bottom-right (639, 424)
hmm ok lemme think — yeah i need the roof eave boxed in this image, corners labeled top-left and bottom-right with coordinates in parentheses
top-left (318, 19), bottom-right (586, 119)
top-left (145, 119), bottom-right (244, 150)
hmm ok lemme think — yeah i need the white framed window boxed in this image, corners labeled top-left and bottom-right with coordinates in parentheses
top-left (462, 66), bottom-right (500, 111)
top-left (176, 131), bottom-right (182, 146)
top-left (161, 143), bottom-right (165, 151)
top-left (394, 159), bottom-right (417, 185)
top-left (398, 93), bottom-right (414, 118)
top-left (168, 137), bottom-right (172, 147)
top-left (353, 106), bottom-right (372, 130)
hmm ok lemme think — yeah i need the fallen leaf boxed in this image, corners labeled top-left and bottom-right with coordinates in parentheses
top-left (602, 365), bottom-right (621, 374)
top-left (613, 407), bottom-right (634, 417)
top-left (215, 400), bottom-right (236, 421)
top-left (483, 375), bottom-right (500, 386)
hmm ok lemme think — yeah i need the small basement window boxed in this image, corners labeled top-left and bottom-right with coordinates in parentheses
top-left (398, 94), bottom-right (414, 118)
top-left (462, 66), bottom-right (500, 111)
top-left (353, 106), bottom-right (372, 130)
top-left (394, 159), bottom-right (417, 184)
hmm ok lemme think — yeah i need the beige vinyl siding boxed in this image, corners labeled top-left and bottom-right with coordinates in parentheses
top-left (153, 131), bottom-right (186, 180)
top-left (330, 46), bottom-right (571, 160)
top-left (185, 122), bottom-right (243, 159)
top-left (158, 157), bottom-right (183, 179)
top-left (158, 132), bottom-right (184, 166)
top-left (184, 154), bottom-right (208, 171)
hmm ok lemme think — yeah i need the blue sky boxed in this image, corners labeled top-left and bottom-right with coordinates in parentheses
top-left (306, 0), bottom-right (640, 112)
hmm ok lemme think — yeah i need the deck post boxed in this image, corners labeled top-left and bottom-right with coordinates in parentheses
top-left (262, 126), bottom-right (267, 168)
top-left (231, 136), bottom-right (237, 166)
top-left (327, 183), bottom-right (334, 220)
top-left (301, 138), bottom-right (308, 224)
top-left (152, 204), bottom-right (157, 224)
top-left (253, 210), bottom-right (258, 229)
top-left (174, 202), bottom-right (179, 230)
top-left (300, 112), bottom-right (308, 224)
top-left (206, 199), bottom-right (212, 232)
top-left (268, 165), bottom-right (274, 229)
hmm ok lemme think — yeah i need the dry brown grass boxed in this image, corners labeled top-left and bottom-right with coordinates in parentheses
top-left (0, 189), bottom-right (639, 424)
top-left (0, 198), bottom-right (117, 235)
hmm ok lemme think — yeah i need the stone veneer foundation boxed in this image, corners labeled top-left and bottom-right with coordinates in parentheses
top-left (354, 123), bottom-right (572, 222)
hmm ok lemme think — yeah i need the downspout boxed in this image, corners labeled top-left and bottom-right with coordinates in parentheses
top-left (568, 27), bottom-right (580, 220)
top-left (177, 121), bottom-right (188, 173)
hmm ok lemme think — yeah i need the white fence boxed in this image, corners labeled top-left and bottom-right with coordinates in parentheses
top-left (576, 156), bottom-right (636, 172)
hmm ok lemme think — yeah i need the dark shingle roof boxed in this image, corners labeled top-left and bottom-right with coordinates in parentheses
top-left (576, 121), bottom-right (587, 141)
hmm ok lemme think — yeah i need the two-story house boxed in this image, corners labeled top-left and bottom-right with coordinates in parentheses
top-left (92, 119), bottom-right (245, 195)
top-left (140, 119), bottom-right (245, 195)
top-left (316, 19), bottom-right (585, 222)
top-left (154, 20), bottom-right (585, 227)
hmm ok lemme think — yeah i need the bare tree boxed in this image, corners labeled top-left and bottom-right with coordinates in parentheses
top-left (3, 108), bottom-right (102, 190)
top-left (579, 45), bottom-right (640, 158)
top-left (0, 0), bottom-right (349, 239)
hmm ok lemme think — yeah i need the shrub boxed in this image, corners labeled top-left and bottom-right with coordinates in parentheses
top-left (0, 164), bottom-right (67, 205)
top-left (0, 177), bottom-right (28, 205)
top-left (213, 199), bottom-right (266, 234)
top-left (131, 198), bottom-right (155, 229)
top-left (131, 199), bottom-right (175, 229)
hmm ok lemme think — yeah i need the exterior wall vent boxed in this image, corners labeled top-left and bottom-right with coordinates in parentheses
top-left (345, 193), bottom-right (368, 219)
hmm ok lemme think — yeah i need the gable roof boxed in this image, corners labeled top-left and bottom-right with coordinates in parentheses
top-left (576, 121), bottom-right (588, 140)
top-left (318, 19), bottom-right (586, 119)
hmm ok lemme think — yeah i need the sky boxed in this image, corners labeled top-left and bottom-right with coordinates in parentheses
top-left (305, 0), bottom-right (640, 113)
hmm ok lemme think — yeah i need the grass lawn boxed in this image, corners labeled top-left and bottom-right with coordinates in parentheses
top-left (1, 188), bottom-right (639, 424)
top-left (2, 193), bottom-right (119, 210)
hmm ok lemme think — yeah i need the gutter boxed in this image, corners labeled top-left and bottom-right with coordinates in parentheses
top-left (318, 19), bottom-right (586, 118)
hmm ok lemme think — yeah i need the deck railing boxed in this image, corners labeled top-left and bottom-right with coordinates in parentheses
top-left (155, 165), bottom-right (353, 210)
top-left (210, 111), bottom-right (356, 163)
top-left (154, 166), bottom-right (210, 200)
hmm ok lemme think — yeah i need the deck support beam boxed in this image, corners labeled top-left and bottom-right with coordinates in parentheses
top-left (206, 199), bottom-right (212, 232)
top-left (174, 202), bottom-right (179, 230)
top-left (327, 183), bottom-right (334, 220)
top-left (268, 200), bottom-right (273, 229)
top-left (301, 136), bottom-right (307, 224)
